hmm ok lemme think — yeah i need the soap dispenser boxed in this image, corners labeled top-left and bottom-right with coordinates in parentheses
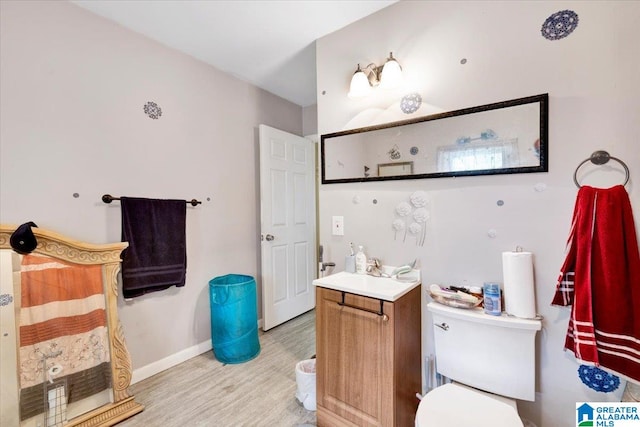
top-left (355, 245), bottom-right (367, 274)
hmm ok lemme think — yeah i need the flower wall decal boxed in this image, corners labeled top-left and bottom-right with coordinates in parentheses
top-left (392, 219), bottom-right (406, 240)
top-left (413, 208), bottom-right (429, 223)
top-left (393, 193), bottom-right (430, 246)
top-left (395, 202), bottom-right (412, 217)
top-left (408, 223), bottom-right (422, 235)
top-left (410, 191), bottom-right (428, 207)
top-left (413, 208), bottom-right (429, 245)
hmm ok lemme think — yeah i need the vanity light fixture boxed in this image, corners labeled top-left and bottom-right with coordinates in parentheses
top-left (348, 52), bottom-right (403, 98)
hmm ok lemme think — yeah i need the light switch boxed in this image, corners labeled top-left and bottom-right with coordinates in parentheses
top-left (332, 216), bottom-right (344, 236)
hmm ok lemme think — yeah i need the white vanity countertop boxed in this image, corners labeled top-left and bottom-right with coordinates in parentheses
top-left (313, 269), bottom-right (421, 302)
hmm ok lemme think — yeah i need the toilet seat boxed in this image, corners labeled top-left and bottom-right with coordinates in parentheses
top-left (415, 383), bottom-right (524, 427)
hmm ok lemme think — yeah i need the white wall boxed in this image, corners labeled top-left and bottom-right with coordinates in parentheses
top-left (0, 1), bottom-right (302, 374)
top-left (316, 2), bottom-right (639, 426)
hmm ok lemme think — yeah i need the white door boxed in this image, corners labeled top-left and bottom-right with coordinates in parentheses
top-left (259, 125), bottom-right (316, 331)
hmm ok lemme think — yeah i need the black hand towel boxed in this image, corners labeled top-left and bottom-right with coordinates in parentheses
top-left (120, 197), bottom-right (187, 298)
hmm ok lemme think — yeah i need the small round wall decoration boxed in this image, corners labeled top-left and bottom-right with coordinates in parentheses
top-left (143, 101), bottom-right (162, 120)
top-left (400, 93), bottom-right (422, 114)
top-left (0, 293), bottom-right (13, 307)
top-left (541, 10), bottom-right (579, 40)
top-left (577, 365), bottom-right (620, 393)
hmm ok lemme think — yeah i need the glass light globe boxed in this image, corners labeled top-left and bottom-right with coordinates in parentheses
top-left (379, 53), bottom-right (403, 90)
top-left (348, 66), bottom-right (371, 98)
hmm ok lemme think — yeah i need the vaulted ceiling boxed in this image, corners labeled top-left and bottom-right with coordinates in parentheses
top-left (71, 0), bottom-right (397, 107)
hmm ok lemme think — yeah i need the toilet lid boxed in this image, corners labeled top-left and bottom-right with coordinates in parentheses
top-left (416, 383), bottom-right (523, 427)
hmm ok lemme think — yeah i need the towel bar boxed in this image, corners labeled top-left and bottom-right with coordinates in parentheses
top-left (102, 194), bottom-right (202, 206)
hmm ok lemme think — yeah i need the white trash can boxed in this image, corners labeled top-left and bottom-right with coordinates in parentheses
top-left (295, 359), bottom-right (316, 411)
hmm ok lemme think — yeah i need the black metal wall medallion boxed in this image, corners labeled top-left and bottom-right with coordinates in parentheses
top-left (541, 10), bottom-right (579, 40)
top-left (143, 101), bottom-right (162, 119)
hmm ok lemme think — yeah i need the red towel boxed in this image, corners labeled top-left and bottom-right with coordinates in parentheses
top-left (552, 185), bottom-right (640, 382)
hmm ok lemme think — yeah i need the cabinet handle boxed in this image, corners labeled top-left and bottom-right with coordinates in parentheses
top-left (337, 292), bottom-right (388, 321)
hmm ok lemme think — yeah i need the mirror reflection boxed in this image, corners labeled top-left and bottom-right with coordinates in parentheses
top-left (0, 225), bottom-right (143, 427)
top-left (14, 253), bottom-right (112, 426)
top-left (321, 94), bottom-right (548, 183)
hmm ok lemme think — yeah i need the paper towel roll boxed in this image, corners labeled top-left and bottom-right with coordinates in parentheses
top-left (502, 251), bottom-right (536, 318)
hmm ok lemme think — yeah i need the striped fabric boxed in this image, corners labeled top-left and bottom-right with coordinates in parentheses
top-left (18, 254), bottom-right (111, 419)
top-left (552, 185), bottom-right (640, 382)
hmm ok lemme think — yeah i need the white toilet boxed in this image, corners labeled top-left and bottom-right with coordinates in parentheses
top-left (416, 301), bottom-right (542, 427)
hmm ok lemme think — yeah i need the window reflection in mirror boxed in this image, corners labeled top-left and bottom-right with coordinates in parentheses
top-left (321, 94), bottom-right (548, 184)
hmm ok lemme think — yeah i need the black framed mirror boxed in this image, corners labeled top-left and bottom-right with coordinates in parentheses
top-left (321, 93), bottom-right (548, 184)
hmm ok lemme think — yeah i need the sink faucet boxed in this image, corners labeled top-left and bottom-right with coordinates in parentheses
top-left (366, 258), bottom-right (385, 277)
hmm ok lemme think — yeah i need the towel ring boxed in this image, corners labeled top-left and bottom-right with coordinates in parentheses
top-left (573, 150), bottom-right (630, 188)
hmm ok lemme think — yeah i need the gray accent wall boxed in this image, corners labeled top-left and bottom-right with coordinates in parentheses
top-left (0, 1), bottom-right (302, 373)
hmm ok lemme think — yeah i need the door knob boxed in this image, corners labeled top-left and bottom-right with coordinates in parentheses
top-left (265, 234), bottom-right (275, 241)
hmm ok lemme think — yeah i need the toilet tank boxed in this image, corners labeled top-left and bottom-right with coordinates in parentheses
top-left (428, 302), bottom-right (541, 401)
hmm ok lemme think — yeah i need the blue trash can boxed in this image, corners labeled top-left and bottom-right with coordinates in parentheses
top-left (208, 274), bottom-right (260, 364)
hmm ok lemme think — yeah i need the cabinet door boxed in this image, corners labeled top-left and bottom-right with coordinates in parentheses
top-left (316, 287), bottom-right (394, 427)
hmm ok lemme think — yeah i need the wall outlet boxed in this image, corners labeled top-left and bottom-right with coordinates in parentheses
top-left (332, 216), bottom-right (344, 236)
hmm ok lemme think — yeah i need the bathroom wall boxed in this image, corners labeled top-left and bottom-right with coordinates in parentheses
top-left (303, 103), bottom-right (318, 136)
top-left (316, 2), bottom-right (639, 427)
top-left (0, 1), bottom-right (302, 377)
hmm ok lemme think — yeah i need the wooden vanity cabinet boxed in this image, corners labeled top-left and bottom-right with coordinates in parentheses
top-left (315, 285), bottom-right (421, 427)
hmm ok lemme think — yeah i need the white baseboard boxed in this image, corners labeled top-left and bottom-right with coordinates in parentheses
top-left (131, 319), bottom-right (263, 385)
top-left (131, 339), bottom-right (212, 384)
